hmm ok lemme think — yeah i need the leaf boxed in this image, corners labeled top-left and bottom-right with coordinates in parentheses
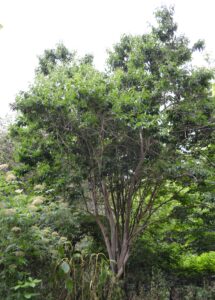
top-left (24, 293), bottom-right (33, 299)
top-left (24, 293), bottom-right (39, 299)
top-left (28, 282), bottom-right (36, 288)
top-left (12, 285), bottom-right (21, 291)
top-left (65, 278), bottom-right (73, 292)
top-left (5, 244), bottom-right (17, 252)
top-left (60, 261), bottom-right (70, 274)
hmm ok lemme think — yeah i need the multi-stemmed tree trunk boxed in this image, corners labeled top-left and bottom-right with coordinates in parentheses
top-left (84, 129), bottom-right (162, 278)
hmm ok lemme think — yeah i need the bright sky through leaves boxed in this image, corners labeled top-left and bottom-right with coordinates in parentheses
top-left (0, 0), bottom-right (215, 117)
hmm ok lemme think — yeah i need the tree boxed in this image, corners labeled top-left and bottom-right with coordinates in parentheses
top-left (12, 7), bottom-right (214, 278)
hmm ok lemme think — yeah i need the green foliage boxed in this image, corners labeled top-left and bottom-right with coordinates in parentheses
top-left (0, 165), bottom-right (118, 299)
top-left (10, 6), bottom-right (215, 283)
top-left (125, 172), bottom-right (215, 297)
top-left (180, 252), bottom-right (215, 275)
top-left (0, 6), bottom-right (214, 298)
top-left (36, 43), bottom-right (75, 75)
top-left (0, 169), bottom-right (72, 298)
top-left (0, 117), bottom-right (14, 164)
top-left (12, 277), bottom-right (41, 300)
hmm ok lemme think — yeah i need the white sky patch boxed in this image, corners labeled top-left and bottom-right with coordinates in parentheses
top-left (0, 0), bottom-right (215, 117)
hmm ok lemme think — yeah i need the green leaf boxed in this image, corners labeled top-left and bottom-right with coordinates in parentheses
top-left (12, 285), bottom-right (21, 291)
top-left (24, 293), bottom-right (33, 299)
top-left (65, 278), bottom-right (73, 292)
top-left (24, 293), bottom-right (39, 299)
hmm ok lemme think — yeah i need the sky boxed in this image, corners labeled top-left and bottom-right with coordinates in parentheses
top-left (0, 0), bottom-right (215, 117)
